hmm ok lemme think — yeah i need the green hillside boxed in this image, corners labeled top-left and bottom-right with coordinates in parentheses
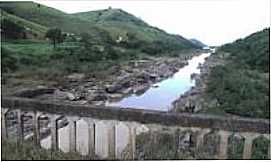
top-left (206, 28), bottom-right (270, 119)
top-left (0, 1), bottom-right (99, 35)
top-left (0, 9), bottom-right (48, 39)
top-left (0, 1), bottom-right (199, 51)
top-left (73, 8), bottom-right (198, 49)
top-left (219, 28), bottom-right (269, 72)
top-left (1, 1), bottom-right (202, 86)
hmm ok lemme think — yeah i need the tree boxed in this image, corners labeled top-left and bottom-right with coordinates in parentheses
top-left (45, 28), bottom-right (63, 48)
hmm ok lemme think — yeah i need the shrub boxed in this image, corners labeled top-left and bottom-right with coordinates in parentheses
top-left (1, 47), bottom-right (19, 72)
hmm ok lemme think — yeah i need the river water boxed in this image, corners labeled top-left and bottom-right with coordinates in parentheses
top-left (107, 52), bottom-right (211, 111)
top-left (40, 52), bottom-right (211, 157)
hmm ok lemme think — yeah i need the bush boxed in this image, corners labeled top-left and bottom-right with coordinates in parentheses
top-left (1, 140), bottom-right (89, 160)
top-left (206, 28), bottom-right (270, 119)
top-left (1, 47), bottom-right (19, 72)
top-left (206, 64), bottom-right (269, 119)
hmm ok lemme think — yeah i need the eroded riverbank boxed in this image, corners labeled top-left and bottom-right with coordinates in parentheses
top-left (171, 49), bottom-right (226, 113)
top-left (2, 49), bottom-right (208, 107)
top-left (107, 52), bottom-right (211, 111)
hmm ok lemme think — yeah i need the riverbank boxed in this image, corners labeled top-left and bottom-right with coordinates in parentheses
top-left (2, 49), bottom-right (207, 106)
top-left (171, 50), bottom-right (226, 113)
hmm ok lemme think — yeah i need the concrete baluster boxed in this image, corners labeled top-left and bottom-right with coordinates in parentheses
top-left (16, 109), bottom-right (24, 142)
top-left (217, 130), bottom-right (231, 159)
top-left (1, 108), bottom-right (9, 140)
top-left (49, 114), bottom-right (59, 150)
top-left (268, 143), bottom-right (270, 159)
top-left (149, 125), bottom-right (158, 157)
top-left (242, 133), bottom-right (258, 159)
top-left (33, 111), bottom-right (42, 146)
top-left (196, 128), bottom-right (211, 150)
top-left (126, 122), bottom-right (137, 160)
top-left (267, 143), bottom-right (271, 159)
top-left (263, 134), bottom-right (270, 159)
top-left (67, 116), bottom-right (78, 152)
top-left (150, 126), bottom-right (158, 145)
top-left (107, 121), bottom-right (117, 159)
top-left (84, 118), bottom-right (96, 157)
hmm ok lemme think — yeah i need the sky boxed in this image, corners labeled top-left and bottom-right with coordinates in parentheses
top-left (32, 0), bottom-right (270, 46)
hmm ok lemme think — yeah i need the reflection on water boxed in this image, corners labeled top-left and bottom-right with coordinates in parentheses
top-left (107, 53), bottom-right (211, 111)
top-left (39, 53), bottom-right (214, 158)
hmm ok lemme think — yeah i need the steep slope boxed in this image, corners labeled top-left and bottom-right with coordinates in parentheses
top-left (72, 8), bottom-right (148, 26)
top-left (72, 8), bottom-right (199, 49)
top-left (0, 9), bottom-right (48, 39)
top-left (0, 1), bottom-right (100, 35)
top-left (206, 28), bottom-right (270, 119)
top-left (219, 28), bottom-right (269, 72)
top-left (0, 1), bottom-right (202, 58)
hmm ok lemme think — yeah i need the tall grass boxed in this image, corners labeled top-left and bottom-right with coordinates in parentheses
top-left (1, 139), bottom-right (94, 160)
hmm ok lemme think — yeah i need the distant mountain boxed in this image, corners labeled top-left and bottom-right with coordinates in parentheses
top-left (0, 1), bottom-right (200, 53)
top-left (189, 39), bottom-right (207, 48)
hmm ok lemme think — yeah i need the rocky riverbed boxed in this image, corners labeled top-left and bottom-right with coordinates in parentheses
top-left (3, 50), bottom-right (207, 106)
top-left (171, 50), bottom-right (226, 113)
top-left (2, 49), bottom-right (209, 144)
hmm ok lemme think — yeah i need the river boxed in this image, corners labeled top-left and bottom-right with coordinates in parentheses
top-left (106, 52), bottom-right (211, 111)
top-left (40, 52), bottom-right (212, 157)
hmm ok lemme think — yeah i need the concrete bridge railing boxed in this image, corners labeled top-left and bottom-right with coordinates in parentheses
top-left (1, 96), bottom-right (270, 159)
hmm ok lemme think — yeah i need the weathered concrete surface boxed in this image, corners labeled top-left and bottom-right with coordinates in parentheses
top-left (2, 96), bottom-right (269, 134)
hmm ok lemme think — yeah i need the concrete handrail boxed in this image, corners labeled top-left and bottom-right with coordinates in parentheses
top-left (1, 96), bottom-right (270, 134)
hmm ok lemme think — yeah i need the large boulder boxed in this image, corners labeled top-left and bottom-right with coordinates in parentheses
top-left (66, 73), bottom-right (85, 81)
top-left (54, 90), bottom-right (76, 101)
top-left (105, 84), bottom-right (122, 93)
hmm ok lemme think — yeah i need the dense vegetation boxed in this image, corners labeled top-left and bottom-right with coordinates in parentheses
top-left (1, 140), bottom-right (90, 160)
top-left (206, 28), bottom-right (270, 119)
top-left (220, 28), bottom-right (269, 72)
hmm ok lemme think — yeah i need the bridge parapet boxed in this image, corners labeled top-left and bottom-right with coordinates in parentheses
top-left (1, 96), bottom-right (270, 159)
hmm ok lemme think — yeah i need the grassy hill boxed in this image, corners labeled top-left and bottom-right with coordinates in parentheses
top-left (0, 1), bottom-right (199, 51)
top-left (0, 9), bottom-right (48, 39)
top-left (73, 8), bottom-right (199, 49)
top-left (1, 1), bottom-right (202, 86)
top-left (205, 28), bottom-right (270, 119)
top-left (0, 2), bottom-right (99, 35)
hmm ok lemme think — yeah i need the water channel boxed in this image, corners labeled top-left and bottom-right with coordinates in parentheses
top-left (40, 52), bottom-right (212, 158)
top-left (107, 52), bottom-right (211, 111)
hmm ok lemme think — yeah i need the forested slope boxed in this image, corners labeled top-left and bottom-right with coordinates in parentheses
top-left (206, 28), bottom-right (270, 119)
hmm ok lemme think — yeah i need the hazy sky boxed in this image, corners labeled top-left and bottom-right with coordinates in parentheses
top-left (33, 0), bottom-right (270, 46)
